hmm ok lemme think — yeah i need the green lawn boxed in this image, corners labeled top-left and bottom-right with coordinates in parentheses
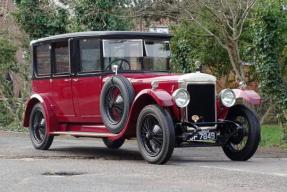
top-left (260, 124), bottom-right (287, 149)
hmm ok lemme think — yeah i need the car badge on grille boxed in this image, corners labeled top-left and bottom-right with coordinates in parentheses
top-left (191, 115), bottom-right (200, 123)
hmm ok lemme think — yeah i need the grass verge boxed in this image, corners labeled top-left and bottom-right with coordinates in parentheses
top-left (260, 124), bottom-right (287, 150)
top-left (0, 122), bottom-right (26, 132)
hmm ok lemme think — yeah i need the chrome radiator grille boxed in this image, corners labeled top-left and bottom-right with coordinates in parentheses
top-left (186, 84), bottom-right (216, 123)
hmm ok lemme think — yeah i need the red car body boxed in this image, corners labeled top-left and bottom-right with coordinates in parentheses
top-left (23, 31), bottom-right (261, 164)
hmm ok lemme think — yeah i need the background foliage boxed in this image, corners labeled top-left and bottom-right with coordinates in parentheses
top-left (14, 0), bottom-right (69, 39)
top-left (253, 0), bottom-right (287, 139)
top-left (70, 0), bottom-right (132, 32)
top-left (0, 38), bottom-right (26, 131)
top-left (170, 21), bottom-right (231, 78)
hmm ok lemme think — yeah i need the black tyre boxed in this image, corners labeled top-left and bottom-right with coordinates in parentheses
top-left (102, 138), bottom-right (125, 149)
top-left (100, 76), bottom-right (134, 134)
top-left (136, 105), bottom-right (175, 164)
top-left (222, 104), bottom-right (260, 161)
top-left (29, 103), bottom-right (54, 150)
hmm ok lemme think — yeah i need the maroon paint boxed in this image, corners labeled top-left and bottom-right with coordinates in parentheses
top-left (23, 72), bottom-right (259, 140)
top-left (232, 89), bottom-right (261, 105)
top-left (71, 76), bottom-right (103, 123)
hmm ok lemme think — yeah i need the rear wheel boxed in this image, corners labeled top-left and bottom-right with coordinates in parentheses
top-left (136, 105), bottom-right (175, 164)
top-left (222, 105), bottom-right (260, 161)
top-left (102, 138), bottom-right (125, 149)
top-left (29, 103), bottom-right (54, 150)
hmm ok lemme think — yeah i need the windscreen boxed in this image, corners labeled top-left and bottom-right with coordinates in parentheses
top-left (103, 39), bottom-right (143, 58)
top-left (143, 40), bottom-right (170, 71)
top-left (103, 39), bottom-right (170, 72)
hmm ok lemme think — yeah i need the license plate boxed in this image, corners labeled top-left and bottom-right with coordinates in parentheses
top-left (188, 130), bottom-right (217, 141)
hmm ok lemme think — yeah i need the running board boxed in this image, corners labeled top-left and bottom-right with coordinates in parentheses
top-left (51, 131), bottom-right (117, 138)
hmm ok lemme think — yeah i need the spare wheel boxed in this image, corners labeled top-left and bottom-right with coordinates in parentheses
top-left (100, 76), bottom-right (134, 134)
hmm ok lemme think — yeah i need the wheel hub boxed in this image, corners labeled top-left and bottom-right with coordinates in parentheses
top-left (140, 115), bottom-right (164, 157)
top-left (146, 132), bottom-right (152, 140)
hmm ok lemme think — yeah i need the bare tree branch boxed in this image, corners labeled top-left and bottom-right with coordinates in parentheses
top-left (234, 0), bottom-right (257, 40)
top-left (185, 18), bottom-right (227, 49)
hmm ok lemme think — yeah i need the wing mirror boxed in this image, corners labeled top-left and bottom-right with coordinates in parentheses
top-left (112, 65), bottom-right (119, 75)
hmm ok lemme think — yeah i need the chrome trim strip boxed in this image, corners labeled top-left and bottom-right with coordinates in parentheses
top-left (51, 131), bottom-right (117, 137)
top-left (186, 126), bottom-right (218, 132)
top-left (81, 125), bottom-right (106, 128)
top-left (182, 81), bottom-right (216, 85)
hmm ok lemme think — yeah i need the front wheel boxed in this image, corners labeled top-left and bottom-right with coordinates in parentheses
top-left (136, 105), bottom-right (175, 164)
top-left (222, 105), bottom-right (260, 161)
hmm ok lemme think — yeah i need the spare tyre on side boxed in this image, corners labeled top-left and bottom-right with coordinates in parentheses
top-left (100, 76), bottom-right (134, 134)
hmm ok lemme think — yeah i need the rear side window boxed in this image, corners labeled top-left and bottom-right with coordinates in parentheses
top-left (35, 44), bottom-right (51, 76)
top-left (79, 39), bottom-right (101, 72)
top-left (53, 41), bottom-right (70, 74)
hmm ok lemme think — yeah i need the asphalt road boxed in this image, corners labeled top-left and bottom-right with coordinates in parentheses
top-left (1, 131), bottom-right (287, 192)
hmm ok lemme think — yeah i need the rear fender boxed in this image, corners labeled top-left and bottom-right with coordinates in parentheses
top-left (23, 94), bottom-right (56, 134)
top-left (232, 89), bottom-right (261, 105)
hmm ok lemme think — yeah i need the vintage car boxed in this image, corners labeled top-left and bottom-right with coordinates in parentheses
top-left (23, 31), bottom-right (261, 164)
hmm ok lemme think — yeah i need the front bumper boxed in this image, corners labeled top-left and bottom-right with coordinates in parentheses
top-left (176, 120), bottom-right (243, 147)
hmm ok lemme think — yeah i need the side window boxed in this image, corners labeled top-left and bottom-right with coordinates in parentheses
top-left (79, 39), bottom-right (101, 72)
top-left (35, 44), bottom-right (50, 76)
top-left (53, 41), bottom-right (70, 74)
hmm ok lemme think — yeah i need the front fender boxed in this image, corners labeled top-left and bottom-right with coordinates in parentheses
top-left (109, 89), bottom-right (174, 139)
top-left (134, 89), bottom-right (174, 107)
top-left (232, 89), bottom-right (261, 105)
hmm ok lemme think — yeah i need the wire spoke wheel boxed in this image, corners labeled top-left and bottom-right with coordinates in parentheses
top-left (100, 76), bottom-right (134, 134)
top-left (222, 105), bottom-right (260, 161)
top-left (136, 105), bottom-right (175, 164)
top-left (105, 85), bottom-right (124, 125)
top-left (29, 103), bottom-right (54, 150)
top-left (140, 114), bottom-right (164, 157)
top-left (32, 110), bottom-right (46, 144)
top-left (229, 115), bottom-right (249, 151)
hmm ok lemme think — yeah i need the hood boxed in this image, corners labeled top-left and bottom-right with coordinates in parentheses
top-left (127, 74), bottom-right (181, 84)
top-left (125, 72), bottom-right (216, 84)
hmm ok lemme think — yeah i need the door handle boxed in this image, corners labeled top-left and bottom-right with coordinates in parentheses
top-left (72, 78), bottom-right (79, 82)
top-left (64, 79), bottom-right (71, 82)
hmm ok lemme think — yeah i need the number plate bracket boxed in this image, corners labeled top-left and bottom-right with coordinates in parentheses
top-left (188, 130), bottom-right (217, 141)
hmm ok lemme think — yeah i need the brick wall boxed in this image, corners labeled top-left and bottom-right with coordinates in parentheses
top-left (0, 0), bottom-right (25, 99)
top-left (0, 0), bottom-right (24, 64)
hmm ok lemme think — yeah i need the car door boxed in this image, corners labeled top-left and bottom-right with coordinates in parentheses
top-left (51, 40), bottom-right (76, 121)
top-left (71, 38), bottom-right (103, 123)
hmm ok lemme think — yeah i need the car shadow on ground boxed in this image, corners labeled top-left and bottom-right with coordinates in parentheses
top-left (48, 146), bottom-right (233, 164)
top-left (49, 147), bottom-right (143, 161)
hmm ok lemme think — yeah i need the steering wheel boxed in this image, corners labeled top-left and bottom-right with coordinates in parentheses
top-left (105, 58), bottom-right (131, 71)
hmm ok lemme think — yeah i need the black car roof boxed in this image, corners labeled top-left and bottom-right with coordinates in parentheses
top-left (31, 31), bottom-right (172, 45)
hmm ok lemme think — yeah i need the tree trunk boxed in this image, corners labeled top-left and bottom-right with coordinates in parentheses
top-left (260, 103), bottom-right (274, 125)
top-left (225, 38), bottom-right (245, 83)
